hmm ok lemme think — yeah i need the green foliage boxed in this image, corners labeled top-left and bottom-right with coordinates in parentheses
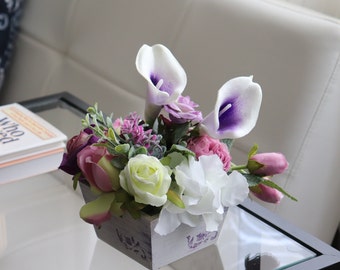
top-left (72, 172), bottom-right (81, 190)
top-left (261, 179), bottom-right (298, 202)
top-left (79, 192), bottom-right (116, 222)
top-left (167, 189), bottom-right (185, 209)
top-left (221, 138), bottom-right (234, 149)
top-left (248, 143), bottom-right (259, 158)
top-left (157, 117), bottom-right (192, 147)
top-left (242, 173), bottom-right (263, 187)
top-left (82, 104), bottom-right (120, 146)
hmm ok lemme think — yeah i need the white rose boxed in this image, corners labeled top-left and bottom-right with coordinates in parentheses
top-left (119, 154), bottom-right (172, 207)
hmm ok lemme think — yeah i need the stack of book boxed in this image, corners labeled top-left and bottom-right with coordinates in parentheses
top-left (0, 103), bottom-right (67, 184)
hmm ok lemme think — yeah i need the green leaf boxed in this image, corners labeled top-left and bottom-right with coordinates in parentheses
top-left (167, 189), bottom-right (185, 208)
top-left (106, 115), bottom-right (114, 128)
top-left (249, 185), bottom-right (262, 194)
top-left (111, 155), bottom-right (128, 170)
top-left (79, 192), bottom-right (115, 221)
top-left (87, 106), bottom-right (96, 115)
top-left (243, 173), bottom-right (264, 187)
top-left (248, 144), bottom-right (259, 159)
top-left (261, 179), bottom-right (298, 202)
top-left (221, 138), bottom-right (234, 150)
top-left (172, 122), bottom-right (190, 144)
top-left (90, 184), bottom-right (102, 195)
top-left (160, 156), bottom-right (171, 166)
top-left (122, 201), bottom-right (145, 219)
top-left (107, 127), bottom-right (119, 144)
top-left (128, 145), bottom-right (135, 159)
top-left (134, 146), bottom-right (148, 155)
top-left (247, 159), bottom-right (263, 171)
top-left (115, 143), bottom-right (130, 154)
top-left (114, 189), bottom-right (131, 203)
top-left (72, 173), bottom-right (81, 190)
top-left (168, 144), bottom-right (195, 158)
top-left (110, 201), bottom-right (124, 216)
top-left (165, 152), bottom-right (186, 168)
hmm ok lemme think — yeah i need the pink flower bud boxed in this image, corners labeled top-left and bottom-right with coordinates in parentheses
top-left (248, 152), bottom-right (288, 176)
top-left (250, 183), bottom-right (283, 204)
top-left (59, 128), bottom-right (99, 175)
top-left (77, 145), bottom-right (120, 192)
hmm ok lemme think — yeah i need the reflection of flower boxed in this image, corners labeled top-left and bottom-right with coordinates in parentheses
top-left (59, 44), bottom-right (295, 236)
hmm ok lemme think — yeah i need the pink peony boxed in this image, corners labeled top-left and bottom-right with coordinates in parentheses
top-left (187, 135), bottom-right (231, 171)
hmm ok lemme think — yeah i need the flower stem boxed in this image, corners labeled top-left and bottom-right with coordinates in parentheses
top-left (231, 164), bottom-right (248, 171)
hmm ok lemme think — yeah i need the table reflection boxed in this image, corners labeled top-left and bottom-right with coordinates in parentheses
top-left (170, 206), bottom-right (316, 269)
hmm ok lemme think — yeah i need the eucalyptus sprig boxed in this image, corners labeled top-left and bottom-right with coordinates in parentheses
top-left (81, 103), bottom-right (120, 145)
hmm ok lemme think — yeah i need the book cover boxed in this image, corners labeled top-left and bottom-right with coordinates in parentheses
top-left (0, 103), bottom-right (67, 183)
top-left (0, 103), bottom-right (67, 163)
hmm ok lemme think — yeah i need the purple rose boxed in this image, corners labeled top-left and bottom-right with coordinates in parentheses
top-left (247, 152), bottom-right (288, 176)
top-left (59, 128), bottom-right (99, 175)
top-left (77, 145), bottom-right (120, 192)
top-left (163, 95), bottom-right (203, 124)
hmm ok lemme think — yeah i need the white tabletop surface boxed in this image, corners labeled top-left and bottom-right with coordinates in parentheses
top-left (0, 170), bottom-right (315, 270)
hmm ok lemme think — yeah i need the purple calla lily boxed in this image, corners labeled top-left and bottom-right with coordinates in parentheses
top-left (201, 76), bottom-right (262, 139)
top-left (136, 44), bottom-right (187, 123)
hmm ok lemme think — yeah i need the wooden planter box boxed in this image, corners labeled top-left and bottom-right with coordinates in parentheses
top-left (79, 182), bottom-right (225, 269)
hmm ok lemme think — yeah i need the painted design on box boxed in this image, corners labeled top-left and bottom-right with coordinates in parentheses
top-left (116, 229), bottom-right (151, 261)
top-left (186, 231), bottom-right (218, 249)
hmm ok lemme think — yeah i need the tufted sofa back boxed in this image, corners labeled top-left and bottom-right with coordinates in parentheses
top-left (1, 0), bottom-right (340, 244)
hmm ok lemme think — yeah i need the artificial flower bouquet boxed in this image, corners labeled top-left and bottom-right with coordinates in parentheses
top-left (59, 44), bottom-right (295, 236)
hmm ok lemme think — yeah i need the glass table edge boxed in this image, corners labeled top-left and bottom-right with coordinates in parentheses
top-left (20, 92), bottom-right (340, 269)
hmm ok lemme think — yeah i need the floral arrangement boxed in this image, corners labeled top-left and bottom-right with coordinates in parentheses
top-left (59, 44), bottom-right (295, 236)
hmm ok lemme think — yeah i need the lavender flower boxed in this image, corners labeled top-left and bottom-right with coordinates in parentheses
top-left (163, 95), bottom-right (203, 124)
top-left (120, 112), bottom-right (165, 157)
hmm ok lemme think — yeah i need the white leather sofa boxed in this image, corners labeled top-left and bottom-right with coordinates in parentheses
top-left (1, 0), bottom-right (339, 245)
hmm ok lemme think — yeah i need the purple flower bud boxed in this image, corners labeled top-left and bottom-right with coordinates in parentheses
top-left (250, 183), bottom-right (283, 204)
top-left (59, 128), bottom-right (99, 175)
top-left (248, 152), bottom-right (288, 176)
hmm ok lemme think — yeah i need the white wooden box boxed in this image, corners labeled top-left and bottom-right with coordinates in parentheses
top-left (80, 182), bottom-right (225, 269)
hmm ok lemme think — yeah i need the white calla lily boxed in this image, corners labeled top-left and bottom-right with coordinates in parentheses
top-left (136, 44), bottom-right (187, 124)
top-left (201, 76), bottom-right (262, 139)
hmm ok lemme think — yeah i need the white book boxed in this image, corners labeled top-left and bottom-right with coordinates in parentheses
top-left (0, 103), bottom-right (67, 183)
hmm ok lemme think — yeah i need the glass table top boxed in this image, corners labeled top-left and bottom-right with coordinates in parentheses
top-left (0, 92), bottom-right (339, 269)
